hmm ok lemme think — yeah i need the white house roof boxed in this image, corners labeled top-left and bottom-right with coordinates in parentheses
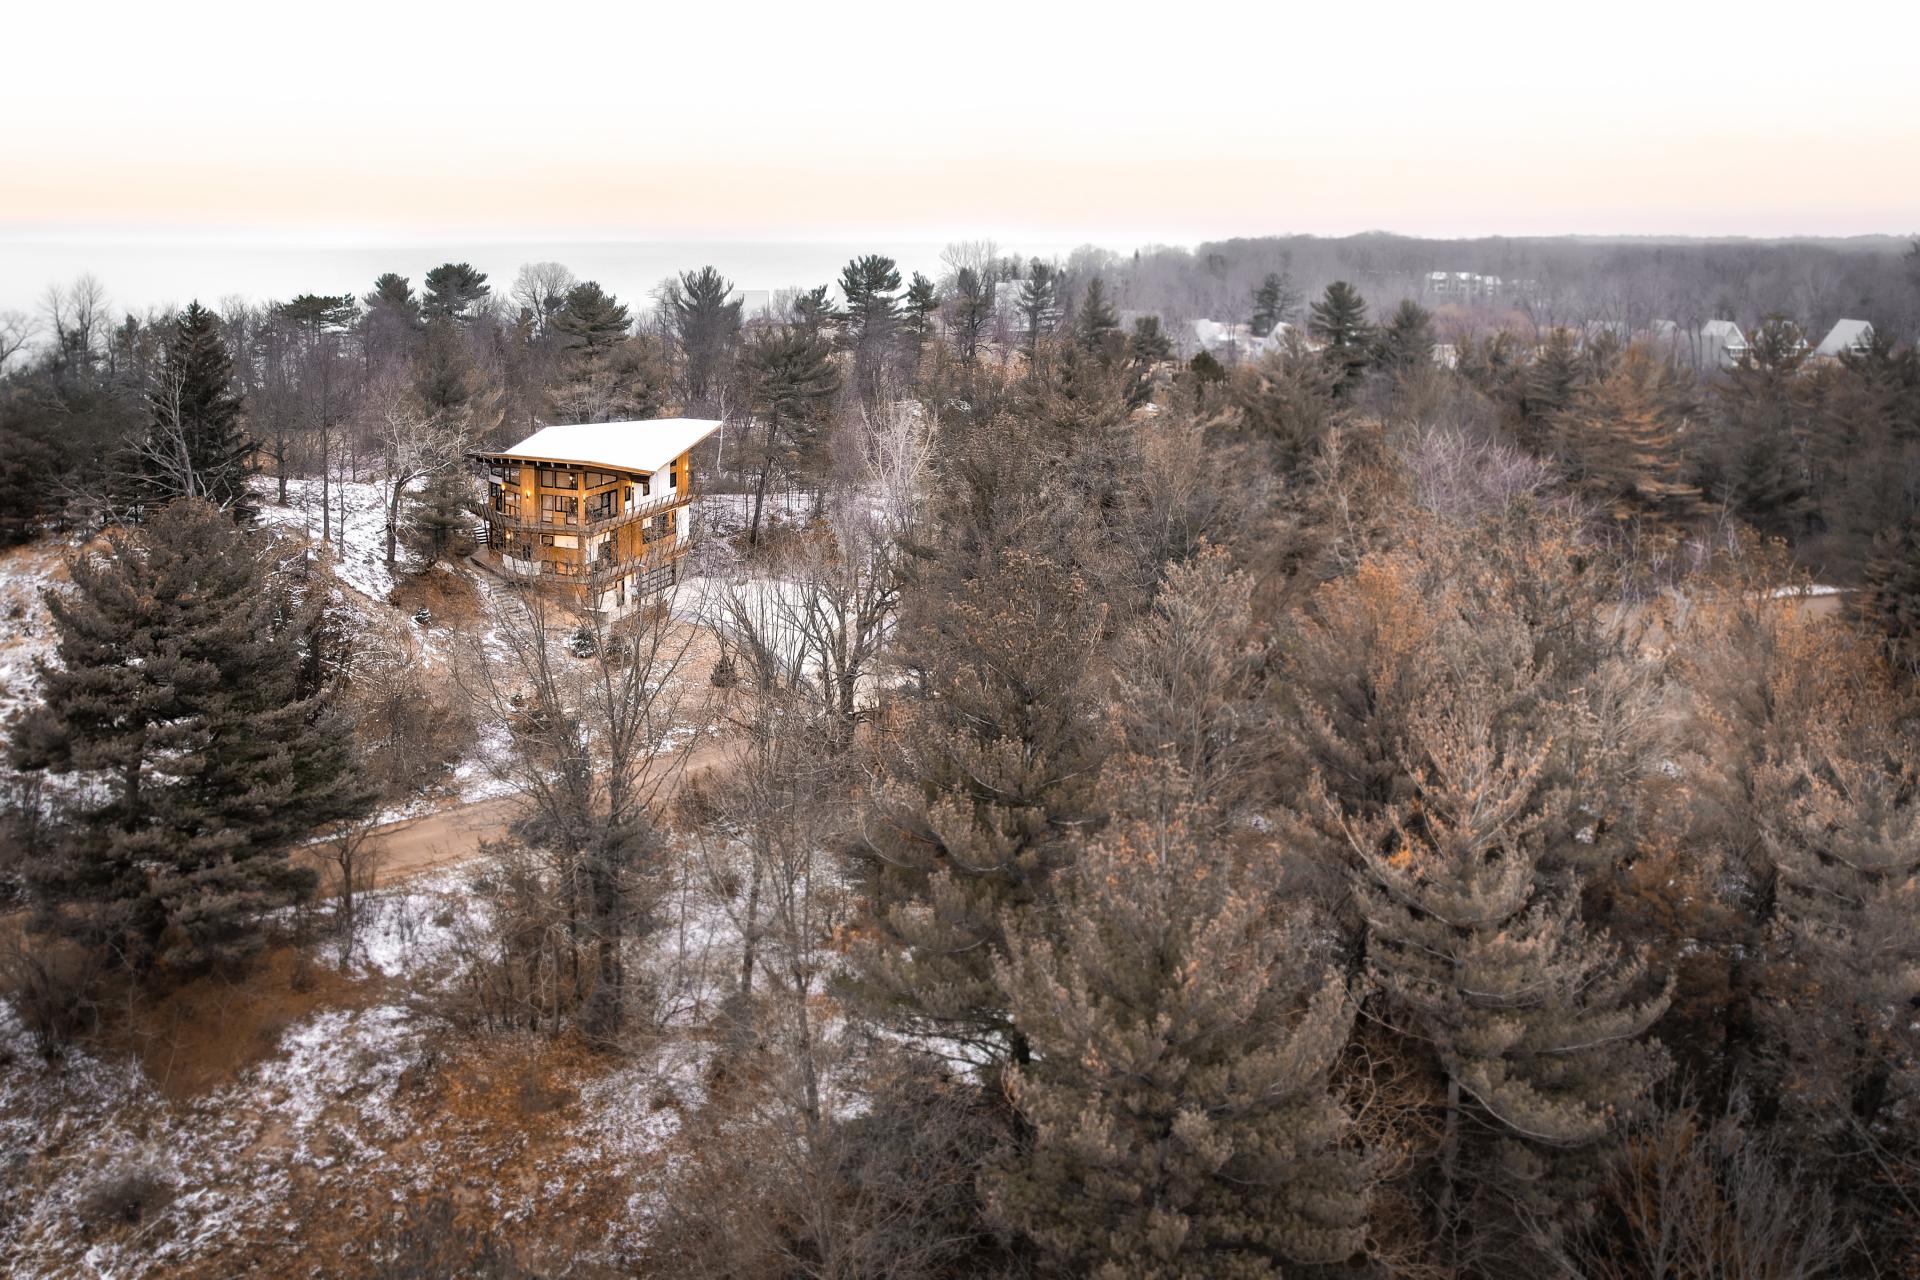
top-left (1813, 318), bottom-right (1874, 358)
top-left (1701, 319), bottom-right (1745, 341)
top-left (491, 418), bottom-right (723, 476)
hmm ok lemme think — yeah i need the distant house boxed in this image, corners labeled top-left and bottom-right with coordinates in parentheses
top-left (1190, 318), bottom-right (1293, 361)
top-left (1694, 319), bottom-right (1750, 370)
top-left (1812, 318), bottom-right (1875, 360)
top-left (1426, 271), bottom-right (1503, 298)
top-left (470, 418), bottom-right (721, 616)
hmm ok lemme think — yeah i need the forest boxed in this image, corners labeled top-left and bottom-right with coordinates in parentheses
top-left (1, 233), bottom-right (1920, 1277)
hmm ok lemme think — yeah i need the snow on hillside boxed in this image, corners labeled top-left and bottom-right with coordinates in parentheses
top-left (0, 542), bottom-right (65, 741)
top-left (253, 476), bottom-right (405, 604)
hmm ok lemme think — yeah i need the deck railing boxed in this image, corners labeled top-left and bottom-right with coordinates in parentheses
top-left (470, 486), bottom-right (693, 539)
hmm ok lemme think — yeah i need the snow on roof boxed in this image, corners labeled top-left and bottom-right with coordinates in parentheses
top-left (491, 418), bottom-right (723, 475)
top-left (1813, 318), bottom-right (1874, 358)
top-left (1701, 319), bottom-right (1745, 341)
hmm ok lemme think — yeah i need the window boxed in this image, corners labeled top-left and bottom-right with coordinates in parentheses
top-left (539, 494), bottom-right (578, 525)
top-left (585, 491), bottom-right (615, 522)
top-left (537, 467), bottom-right (579, 490)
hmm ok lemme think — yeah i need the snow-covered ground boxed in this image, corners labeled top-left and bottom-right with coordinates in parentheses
top-left (253, 475), bottom-right (405, 604)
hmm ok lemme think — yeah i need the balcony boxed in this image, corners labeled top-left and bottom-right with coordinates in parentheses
top-left (471, 485), bottom-right (692, 538)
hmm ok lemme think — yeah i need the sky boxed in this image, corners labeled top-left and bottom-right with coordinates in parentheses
top-left (2, 0), bottom-right (1918, 250)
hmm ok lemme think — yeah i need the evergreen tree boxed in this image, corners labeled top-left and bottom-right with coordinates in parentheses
top-left (1376, 298), bottom-right (1435, 374)
top-left (277, 293), bottom-right (359, 337)
top-left (1228, 331), bottom-right (1342, 477)
top-left (1755, 742), bottom-right (1920, 1251)
top-left (1127, 315), bottom-right (1172, 366)
top-left (1854, 512), bottom-right (1920, 674)
top-left (847, 550), bottom-right (1109, 1067)
top-left (1709, 318), bottom-right (1813, 539)
top-left (553, 280), bottom-right (631, 354)
top-left (1347, 673), bottom-right (1671, 1229)
top-left (1250, 269), bottom-right (1301, 338)
top-left (1308, 281), bottom-right (1373, 394)
top-left (1551, 344), bottom-right (1703, 528)
top-left (902, 271), bottom-right (939, 356)
top-left (422, 262), bottom-right (491, 323)
top-left (1520, 326), bottom-right (1583, 449)
top-left (414, 317), bottom-right (486, 418)
top-left (363, 272), bottom-right (421, 325)
top-left (741, 324), bottom-right (839, 544)
top-left (989, 759), bottom-right (1370, 1275)
top-left (665, 266), bottom-right (743, 413)
top-left (1073, 276), bottom-right (1120, 357)
top-left (838, 254), bottom-right (903, 396)
top-left (790, 284), bottom-right (837, 338)
top-left (1017, 261), bottom-right (1061, 362)
top-left (136, 301), bottom-right (257, 521)
top-left (404, 467), bottom-right (478, 566)
top-left (11, 499), bottom-right (371, 971)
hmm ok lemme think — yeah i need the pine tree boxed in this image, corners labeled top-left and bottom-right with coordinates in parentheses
top-left (137, 301), bottom-right (257, 521)
top-left (422, 262), bottom-right (491, 322)
top-left (1228, 330), bottom-right (1342, 477)
top-left (846, 550), bottom-right (1109, 1066)
top-left (1520, 327), bottom-right (1582, 449)
top-left (1346, 672), bottom-right (1671, 1227)
top-left (553, 280), bottom-right (631, 354)
top-left (11, 499), bottom-right (372, 971)
top-left (741, 324), bottom-right (839, 544)
top-left (989, 759), bottom-right (1370, 1276)
top-left (1017, 261), bottom-right (1061, 362)
top-left (666, 266), bottom-right (743, 413)
top-left (1551, 343), bottom-right (1703, 528)
top-left (1127, 315), bottom-right (1172, 366)
top-left (1308, 281), bottom-right (1373, 394)
top-left (902, 271), bottom-right (940, 356)
top-left (789, 284), bottom-right (837, 339)
top-left (1709, 318), bottom-right (1812, 539)
top-left (839, 254), bottom-right (903, 396)
top-left (404, 467), bottom-right (477, 566)
top-left (1376, 299), bottom-right (1434, 374)
top-left (1855, 512), bottom-right (1920, 674)
top-left (1073, 276), bottom-right (1120, 357)
top-left (1250, 269), bottom-right (1301, 338)
top-left (1755, 741), bottom-right (1920, 1251)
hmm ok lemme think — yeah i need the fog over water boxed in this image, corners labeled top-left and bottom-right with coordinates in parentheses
top-left (0, 238), bottom-right (1093, 318)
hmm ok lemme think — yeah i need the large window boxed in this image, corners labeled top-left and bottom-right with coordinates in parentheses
top-left (585, 490), bottom-right (616, 522)
top-left (537, 467), bottom-right (579, 490)
top-left (539, 494), bottom-right (578, 525)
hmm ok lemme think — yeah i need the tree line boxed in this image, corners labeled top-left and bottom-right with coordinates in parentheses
top-left (2, 243), bottom-right (1920, 1275)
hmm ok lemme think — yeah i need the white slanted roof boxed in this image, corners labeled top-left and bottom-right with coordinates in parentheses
top-left (494, 418), bottom-right (723, 476)
top-left (1813, 318), bottom-right (1874, 358)
top-left (1702, 319), bottom-right (1745, 341)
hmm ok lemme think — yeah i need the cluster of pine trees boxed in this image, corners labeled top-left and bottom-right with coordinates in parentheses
top-left (3, 245), bottom-right (1920, 1275)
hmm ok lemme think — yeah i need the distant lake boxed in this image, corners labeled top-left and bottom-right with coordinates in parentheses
top-left (0, 238), bottom-right (1094, 319)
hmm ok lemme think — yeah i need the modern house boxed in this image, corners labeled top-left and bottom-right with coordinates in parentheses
top-left (1812, 318), bottom-right (1875, 360)
top-left (471, 418), bottom-right (722, 616)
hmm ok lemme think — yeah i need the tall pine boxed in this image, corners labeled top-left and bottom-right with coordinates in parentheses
top-left (11, 499), bottom-right (371, 971)
top-left (989, 758), bottom-right (1370, 1274)
top-left (138, 301), bottom-right (257, 522)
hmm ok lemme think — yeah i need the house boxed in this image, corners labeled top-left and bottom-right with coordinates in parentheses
top-left (1426, 271), bottom-right (1503, 297)
top-left (1190, 318), bottom-right (1293, 361)
top-left (470, 418), bottom-right (722, 616)
top-left (1812, 318), bottom-right (1874, 360)
top-left (1680, 319), bottom-right (1751, 370)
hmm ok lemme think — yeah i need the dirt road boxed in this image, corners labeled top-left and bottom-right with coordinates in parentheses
top-left (361, 726), bottom-right (743, 887)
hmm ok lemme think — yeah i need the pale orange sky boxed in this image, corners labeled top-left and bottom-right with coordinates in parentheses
top-left (4, 0), bottom-right (1918, 241)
